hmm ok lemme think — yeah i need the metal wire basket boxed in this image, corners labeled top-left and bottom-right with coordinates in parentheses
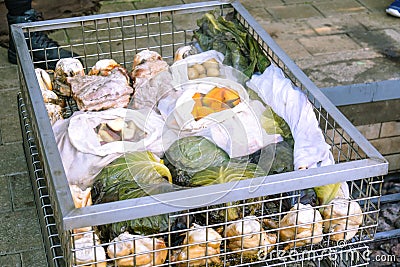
top-left (13, 1), bottom-right (388, 266)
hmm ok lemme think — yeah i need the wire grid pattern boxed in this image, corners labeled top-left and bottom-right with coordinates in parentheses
top-left (63, 190), bottom-right (379, 266)
top-left (18, 93), bottom-right (66, 267)
top-left (13, 2), bottom-right (387, 266)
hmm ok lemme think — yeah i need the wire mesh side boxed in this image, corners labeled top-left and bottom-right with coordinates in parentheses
top-left (62, 188), bottom-right (381, 267)
top-left (13, 2), bottom-right (387, 266)
top-left (18, 92), bottom-right (65, 267)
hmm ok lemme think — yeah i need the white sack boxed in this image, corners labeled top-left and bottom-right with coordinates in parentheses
top-left (159, 76), bottom-right (282, 158)
top-left (52, 108), bottom-right (165, 188)
top-left (248, 65), bottom-right (334, 170)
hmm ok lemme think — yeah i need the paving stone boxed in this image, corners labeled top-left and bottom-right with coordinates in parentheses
top-left (21, 249), bottom-right (47, 267)
top-left (182, 0), bottom-right (210, 3)
top-left (348, 28), bottom-right (400, 58)
top-left (306, 16), bottom-right (362, 35)
top-left (274, 39), bottom-right (312, 60)
top-left (385, 153), bottom-right (400, 172)
top-left (0, 142), bottom-right (28, 176)
top-left (134, 0), bottom-right (184, 9)
top-left (0, 48), bottom-right (10, 68)
top-left (268, 4), bottom-right (323, 20)
top-left (9, 173), bottom-right (35, 211)
top-left (99, 1), bottom-right (135, 14)
top-left (242, 0), bottom-right (284, 9)
top-left (0, 253), bottom-right (21, 267)
top-left (0, 66), bottom-right (19, 90)
top-left (370, 136), bottom-right (400, 155)
top-left (0, 209), bottom-right (42, 254)
top-left (381, 121), bottom-right (400, 138)
top-left (355, 13), bottom-right (400, 30)
top-left (0, 176), bottom-right (12, 213)
top-left (260, 20), bottom-right (316, 40)
top-left (245, 6), bottom-right (273, 22)
top-left (295, 49), bottom-right (383, 70)
top-left (298, 34), bottom-right (360, 55)
top-left (358, 0), bottom-right (391, 12)
top-left (0, 89), bottom-right (20, 119)
top-left (0, 115), bottom-right (23, 144)
top-left (356, 123), bottom-right (381, 140)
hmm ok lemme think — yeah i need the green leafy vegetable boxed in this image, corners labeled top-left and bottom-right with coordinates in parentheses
top-left (314, 183), bottom-right (342, 206)
top-left (92, 151), bottom-right (176, 241)
top-left (190, 162), bottom-right (266, 186)
top-left (190, 162), bottom-right (267, 222)
top-left (194, 11), bottom-right (270, 77)
top-left (164, 136), bottom-right (230, 186)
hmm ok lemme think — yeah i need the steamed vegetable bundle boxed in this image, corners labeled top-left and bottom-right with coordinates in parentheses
top-left (92, 151), bottom-right (177, 241)
top-left (191, 162), bottom-right (267, 222)
top-left (164, 136), bottom-right (230, 186)
top-left (107, 232), bottom-right (168, 267)
top-left (193, 11), bottom-right (270, 77)
top-left (171, 223), bottom-right (222, 266)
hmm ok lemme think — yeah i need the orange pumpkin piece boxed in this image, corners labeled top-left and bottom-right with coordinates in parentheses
top-left (222, 88), bottom-right (241, 107)
top-left (202, 87), bottom-right (225, 107)
top-left (192, 106), bottom-right (215, 120)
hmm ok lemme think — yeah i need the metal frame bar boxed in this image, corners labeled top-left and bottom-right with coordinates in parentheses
top-left (11, 24), bottom-right (75, 232)
top-left (321, 79), bottom-right (400, 106)
top-left (63, 159), bottom-right (386, 230)
top-left (18, 93), bottom-right (66, 267)
top-left (11, 0), bottom-right (388, 235)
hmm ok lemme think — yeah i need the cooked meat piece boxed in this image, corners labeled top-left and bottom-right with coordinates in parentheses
top-left (89, 59), bottom-right (131, 83)
top-left (131, 50), bottom-right (169, 88)
top-left (69, 72), bottom-right (133, 111)
top-left (132, 49), bottom-right (162, 68)
top-left (129, 50), bottom-right (171, 110)
top-left (53, 58), bottom-right (85, 96)
top-left (45, 103), bottom-right (63, 125)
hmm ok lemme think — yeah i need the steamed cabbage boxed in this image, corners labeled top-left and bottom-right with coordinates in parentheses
top-left (92, 151), bottom-right (177, 241)
top-left (164, 136), bottom-right (230, 186)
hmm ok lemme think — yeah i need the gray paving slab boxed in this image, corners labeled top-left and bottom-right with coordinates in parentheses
top-left (0, 0), bottom-right (398, 266)
top-left (313, 0), bottom-right (368, 17)
top-left (0, 66), bottom-right (19, 89)
top-left (268, 3), bottom-right (323, 19)
top-left (0, 208), bottom-right (43, 254)
top-left (0, 115), bottom-right (23, 144)
top-left (0, 142), bottom-right (28, 176)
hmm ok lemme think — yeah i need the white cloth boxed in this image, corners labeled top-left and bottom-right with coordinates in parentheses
top-left (52, 108), bottom-right (165, 188)
top-left (158, 76), bottom-right (282, 158)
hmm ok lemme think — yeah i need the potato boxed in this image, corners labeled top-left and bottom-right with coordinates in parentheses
top-left (188, 67), bottom-right (199, 80)
top-left (192, 63), bottom-right (206, 75)
top-left (107, 118), bottom-right (125, 132)
top-left (206, 67), bottom-right (220, 77)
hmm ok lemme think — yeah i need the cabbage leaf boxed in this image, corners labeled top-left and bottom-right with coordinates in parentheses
top-left (92, 151), bottom-right (176, 241)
